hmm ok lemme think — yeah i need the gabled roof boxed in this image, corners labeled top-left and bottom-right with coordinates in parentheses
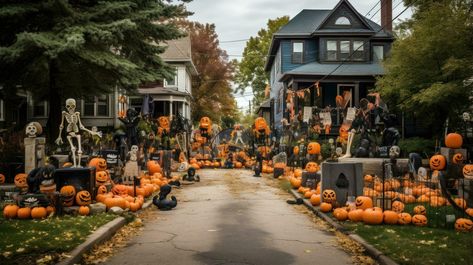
top-left (316, 0), bottom-right (373, 31)
top-left (161, 36), bottom-right (198, 75)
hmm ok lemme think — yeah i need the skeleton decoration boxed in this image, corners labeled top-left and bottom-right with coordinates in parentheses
top-left (339, 129), bottom-right (356, 159)
top-left (417, 167), bottom-right (428, 182)
top-left (389, 145), bottom-right (400, 159)
top-left (56, 98), bottom-right (102, 167)
top-left (231, 124), bottom-right (245, 145)
top-left (463, 112), bottom-right (471, 122)
top-left (25, 122), bottom-right (43, 138)
top-left (128, 145), bottom-right (139, 162)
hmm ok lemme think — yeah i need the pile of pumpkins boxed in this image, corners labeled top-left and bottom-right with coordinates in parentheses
top-left (3, 204), bottom-right (58, 219)
top-left (189, 158), bottom-right (223, 170)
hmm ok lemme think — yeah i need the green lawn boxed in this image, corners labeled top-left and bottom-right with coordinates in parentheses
top-left (0, 213), bottom-right (116, 265)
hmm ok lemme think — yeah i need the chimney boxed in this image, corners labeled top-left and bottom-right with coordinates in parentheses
top-left (380, 0), bottom-right (392, 32)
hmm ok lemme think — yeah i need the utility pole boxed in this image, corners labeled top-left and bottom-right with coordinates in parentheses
top-left (248, 100), bottom-right (252, 115)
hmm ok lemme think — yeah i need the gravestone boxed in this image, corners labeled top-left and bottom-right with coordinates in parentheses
top-left (24, 137), bottom-right (46, 174)
top-left (321, 162), bottom-right (363, 206)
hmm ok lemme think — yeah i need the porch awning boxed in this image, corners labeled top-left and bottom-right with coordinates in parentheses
top-left (137, 87), bottom-right (190, 97)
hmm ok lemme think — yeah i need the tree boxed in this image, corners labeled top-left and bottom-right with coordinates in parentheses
top-left (376, 0), bottom-right (473, 134)
top-left (180, 21), bottom-right (238, 125)
top-left (234, 16), bottom-right (289, 108)
top-left (0, 0), bottom-right (191, 140)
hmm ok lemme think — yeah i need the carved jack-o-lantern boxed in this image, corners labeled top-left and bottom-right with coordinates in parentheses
top-left (0, 173), bottom-right (5, 184)
top-left (293, 146), bottom-right (299, 155)
top-left (339, 124), bottom-right (350, 142)
top-left (97, 185), bottom-right (108, 195)
top-left (157, 116), bottom-right (170, 135)
top-left (76, 190), bottom-right (92, 206)
top-left (307, 142), bottom-right (321, 155)
top-left (429, 155), bottom-right (446, 171)
top-left (60, 185), bottom-right (76, 207)
top-left (412, 214), bottom-right (428, 226)
top-left (199, 116), bottom-right (212, 134)
top-left (14, 173), bottom-right (28, 189)
top-left (322, 189), bottom-right (337, 203)
top-left (355, 196), bottom-right (373, 210)
top-left (305, 162), bottom-right (320, 173)
top-left (112, 184), bottom-right (128, 196)
top-left (254, 117), bottom-right (268, 132)
top-left (452, 153), bottom-right (464, 164)
top-left (454, 218), bottom-right (473, 232)
top-left (95, 171), bottom-right (110, 186)
top-left (89, 158), bottom-right (107, 171)
top-left (463, 164), bottom-right (473, 180)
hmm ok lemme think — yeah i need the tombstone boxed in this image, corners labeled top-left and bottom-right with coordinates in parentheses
top-left (54, 167), bottom-right (95, 193)
top-left (301, 172), bottom-right (320, 189)
top-left (321, 162), bottom-right (363, 206)
top-left (99, 150), bottom-right (120, 177)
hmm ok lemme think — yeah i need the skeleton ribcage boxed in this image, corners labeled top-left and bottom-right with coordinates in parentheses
top-left (65, 114), bottom-right (79, 132)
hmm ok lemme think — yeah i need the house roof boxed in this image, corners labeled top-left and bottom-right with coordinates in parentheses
top-left (161, 36), bottom-right (198, 75)
top-left (256, 99), bottom-right (271, 114)
top-left (138, 87), bottom-right (191, 97)
top-left (281, 62), bottom-right (385, 81)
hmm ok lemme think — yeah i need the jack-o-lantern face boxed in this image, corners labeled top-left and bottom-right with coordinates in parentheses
top-left (89, 158), bottom-right (107, 171)
top-left (322, 189), bottom-right (337, 203)
top-left (339, 124), bottom-right (350, 141)
top-left (454, 218), bottom-right (473, 232)
top-left (462, 164), bottom-right (473, 179)
top-left (254, 117), bottom-right (268, 131)
top-left (293, 146), bottom-right (299, 155)
top-left (158, 116), bottom-right (170, 130)
top-left (391, 200), bottom-right (405, 213)
top-left (429, 155), bottom-right (446, 170)
top-left (307, 142), bottom-right (321, 155)
top-left (305, 162), bottom-right (320, 173)
top-left (413, 205), bottom-right (427, 215)
top-left (452, 153), bottom-right (464, 164)
top-left (398, 213), bottom-right (412, 225)
top-left (0, 173), bottom-right (5, 184)
top-left (355, 196), bottom-right (373, 210)
top-left (95, 171), bottom-right (110, 186)
top-left (76, 190), bottom-right (92, 206)
top-left (112, 184), bottom-right (128, 196)
top-left (97, 185), bottom-right (108, 195)
top-left (412, 214), bottom-right (428, 226)
top-left (14, 173), bottom-right (28, 189)
top-left (199, 117), bottom-right (212, 129)
top-left (60, 185), bottom-right (76, 206)
top-left (258, 146), bottom-right (270, 156)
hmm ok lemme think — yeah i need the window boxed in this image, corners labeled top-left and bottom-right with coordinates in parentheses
top-left (83, 95), bottom-right (110, 117)
top-left (340, 41), bottom-right (350, 60)
top-left (373, 45), bottom-right (384, 61)
top-left (129, 97), bottom-right (143, 114)
top-left (33, 101), bottom-right (47, 117)
top-left (165, 67), bottom-right (177, 87)
top-left (0, 99), bottom-right (4, 121)
top-left (327, 41), bottom-right (338, 61)
top-left (353, 41), bottom-right (365, 61)
top-left (335, 16), bottom-right (351, 26)
top-left (292, 42), bottom-right (304, 64)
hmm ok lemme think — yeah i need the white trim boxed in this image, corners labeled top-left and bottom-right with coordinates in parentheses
top-left (0, 99), bottom-right (4, 121)
top-left (32, 100), bottom-right (48, 118)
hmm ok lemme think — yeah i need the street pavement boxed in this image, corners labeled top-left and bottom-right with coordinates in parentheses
top-left (104, 169), bottom-right (352, 265)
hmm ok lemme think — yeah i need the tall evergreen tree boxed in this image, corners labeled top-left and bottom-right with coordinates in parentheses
top-left (0, 0), bottom-right (191, 140)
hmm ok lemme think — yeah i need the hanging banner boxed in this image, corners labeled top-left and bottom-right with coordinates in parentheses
top-left (303, 107), bottom-right (312, 123)
top-left (346, 107), bottom-right (356, 121)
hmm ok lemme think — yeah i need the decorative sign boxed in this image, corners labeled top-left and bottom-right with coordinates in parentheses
top-left (99, 150), bottom-right (120, 166)
top-left (303, 107), bottom-right (312, 123)
top-left (346, 107), bottom-right (356, 121)
top-left (321, 112), bottom-right (332, 126)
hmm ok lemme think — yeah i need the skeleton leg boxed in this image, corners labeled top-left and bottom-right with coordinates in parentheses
top-left (67, 135), bottom-right (77, 167)
top-left (340, 129), bottom-right (356, 159)
top-left (76, 135), bottom-right (83, 167)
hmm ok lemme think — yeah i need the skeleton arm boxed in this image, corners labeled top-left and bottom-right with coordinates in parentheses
top-left (77, 112), bottom-right (102, 138)
top-left (55, 111), bottom-right (65, 145)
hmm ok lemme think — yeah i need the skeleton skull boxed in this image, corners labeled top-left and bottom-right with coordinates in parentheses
top-left (389, 145), bottom-right (400, 159)
top-left (417, 167), bottom-right (428, 181)
top-left (66, 98), bottom-right (76, 113)
top-left (335, 147), bottom-right (343, 156)
top-left (463, 112), bottom-right (471, 122)
top-left (131, 145), bottom-right (139, 153)
top-left (26, 123), bottom-right (38, 138)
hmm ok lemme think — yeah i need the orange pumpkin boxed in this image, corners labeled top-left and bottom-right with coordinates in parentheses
top-left (363, 208), bottom-right (384, 225)
top-left (305, 162), bottom-right (320, 173)
top-left (412, 214), bottom-right (428, 226)
top-left (398, 212), bottom-right (412, 225)
top-left (452, 153), bottom-right (464, 164)
top-left (89, 157), bottom-right (107, 171)
top-left (307, 142), bottom-right (321, 155)
top-left (391, 201), bottom-right (405, 213)
top-left (78, 206), bottom-right (90, 216)
top-left (355, 196), bottom-right (373, 210)
top-left (429, 155), bottom-right (446, 170)
top-left (322, 189), bottom-right (337, 203)
top-left (445, 133), bottom-right (463, 149)
top-left (304, 190), bottom-right (315, 199)
top-left (14, 173), bottom-right (28, 189)
top-left (17, 207), bottom-right (31, 219)
top-left (60, 185), bottom-right (76, 206)
top-left (383, 210), bottom-right (399, 225)
top-left (320, 202), bottom-right (332, 213)
top-left (46, 206), bottom-right (55, 215)
top-left (294, 169), bottom-right (303, 178)
top-left (454, 198), bottom-right (467, 209)
top-left (129, 202), bottom-right (141, 212)
top-left (363, 175), bottom-right (373, 183)
top-left (31, 207), bottom-right (47, 219)
top-left (454, 218), bottom-right (473, 232)
top-left (413, 205), bottom-right (427, 215)
top-left (290, 177), bottom-right (301, 189)
top-left (97, 185), bottom-right (108, 195)
top-left (147, 160), bottom-right (162, 175)
top-left (112, 184), bottom-right (129, 197)
top-left (76, 190), bottom-right (92, 206)
top-left (466, 208), bottom-right (473, 217)
top-left (348, 209), bottom-right (364, 222)
top-left (95, 171), bottom-right (110, 186)
top-left (293, 146), bottom-right (300, 155)
top-left (0, 173), bottom-right (5, 184)
top-left (3, 204), bottom-right (19, 219)
top-left (463, 164), bottom-right (473, 180)
top-left (333, 208), bottom-right (348, 221)
top-left (104, 197), bottom-right (128, 209)
top-left (310, 194), bottom-right (321, 206)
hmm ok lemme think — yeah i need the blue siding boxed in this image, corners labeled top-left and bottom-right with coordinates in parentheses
top-left (281, 39), bottom-right (318, 73)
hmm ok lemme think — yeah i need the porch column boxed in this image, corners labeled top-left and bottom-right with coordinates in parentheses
top-left (169, 96), bottom-right (173, 119)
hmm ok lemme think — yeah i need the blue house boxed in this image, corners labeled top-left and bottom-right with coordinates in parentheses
top-left (265, 0), bottom-right (394, 137)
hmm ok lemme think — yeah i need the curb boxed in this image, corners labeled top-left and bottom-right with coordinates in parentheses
top-left (57, 217), bottom-right (126, 265)
top-left (58, 196), bottom-right (155, 265)
top-left (289, 189), bottom-right (398, 265)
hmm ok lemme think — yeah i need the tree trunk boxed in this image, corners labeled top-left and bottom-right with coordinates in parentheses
top-left (46, 60), bottom-right (62, 145)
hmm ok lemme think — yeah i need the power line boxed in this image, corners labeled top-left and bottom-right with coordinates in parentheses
top-left (220, 39), bottom-right (249, 43)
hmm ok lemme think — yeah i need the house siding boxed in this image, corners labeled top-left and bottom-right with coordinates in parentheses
top-left (281, 39), bottom-right (317, 73)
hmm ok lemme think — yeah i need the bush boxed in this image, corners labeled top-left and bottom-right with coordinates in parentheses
top-left (398, 137), bottom-right (435, 157)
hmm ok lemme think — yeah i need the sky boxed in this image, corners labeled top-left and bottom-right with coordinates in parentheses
top-left (186, 0), bottom-right (413, 111)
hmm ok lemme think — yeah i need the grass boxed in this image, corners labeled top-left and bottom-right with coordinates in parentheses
top-left (0, 213), bottom-right (116, 264)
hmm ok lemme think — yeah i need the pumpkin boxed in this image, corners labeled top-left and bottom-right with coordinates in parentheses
top-left (63, 162), bottom-right (73, 168)
top-left (234, 162), bottom-right (243, 168)
top-left (157, 116), bottom-right (170, 135)
top-left (363, 208), bottom-right (384, 225)
top-left (97, 185), bottom-right (108, 195)
top-left (304, 190), bottom-right (315, 199)
top-left (298, 186), bottom-right (310, 194)
top-left (454, 198), bottom-right (467, 209)
top-left (466, 208), bottom-right (473, 217)
top-left (14, 173), bottom-right (28, 189)
top-left (413, 205), bottom-right (427, 215)
top-left (60, 185), bottom-right (76, 206)
top-left (254, 117), bottom-right (268, 132)
top-left (147, 160), bottom-right (162, 175)
top-left (0, 173), bottom-right (5, 184)
top-left (199, 116), bottom-right (212, 131)
top-left (78, 206), bottom-right (90, 216)
top-left (429, 155), bottom-right (446, 170)
top-left (95, 171), bottom-right (110, 186)
top-left (31, 207), bottom-right (47, 219)
top-left (310, 194), bottom-right (321, 206)
top-left (305, 162), bottom-right (319, 173)
top-left (363, 175), bottom-right (373, 183)
top-left (46, 206), bottom-right (55, 215)
top-left (104, 197), bottom-right (128, 209)
top-left (412, 214), bottom-right (428, 226)
top-left (307, 142), bottom-right (321, 155)
top-left (322, 189), bottom-right (337, 203)
top-left (333, 208), bottom-right (348, 221)
top-left (452, 153), bottom-right (464, 164)
top-left (293, 146), bottom-right (299, 155)
top-left (320, 202), bottom-right (332, 213)
top-left (454, 218), bottom-right (473, 232)
top-left (348, 209), bottom-right (364, 222)
top-left (429, 196), bottom-right (446, 207)
top-left (3, 204), bottom-right (19, 219)
top-left (355, 196), bottom-right (373, 210)
top-left (398, 212), bottom-right (412, 225)
top-left (17, 207), bottom-right (31, 219)
top-left (391, 201), bottom-right (405, 213)
top-left (112, 184), bottom-right (129, 196)
top-left (76, 190), bottom-right (92, 206)
top-left (290, 177), bottom-right (301, 189)
top-left (294, 169), bottom-right (303, 178)
top-left (89, 157), bottom-right (107, 171)
top-left (462, 164), bottom-right (473, 180)
top-left (445, 133), bottom-right (463, 149)
top-left (129, 201), bottom-right (141, 212)
top-left (383, 210), bottom-right (399, 225)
